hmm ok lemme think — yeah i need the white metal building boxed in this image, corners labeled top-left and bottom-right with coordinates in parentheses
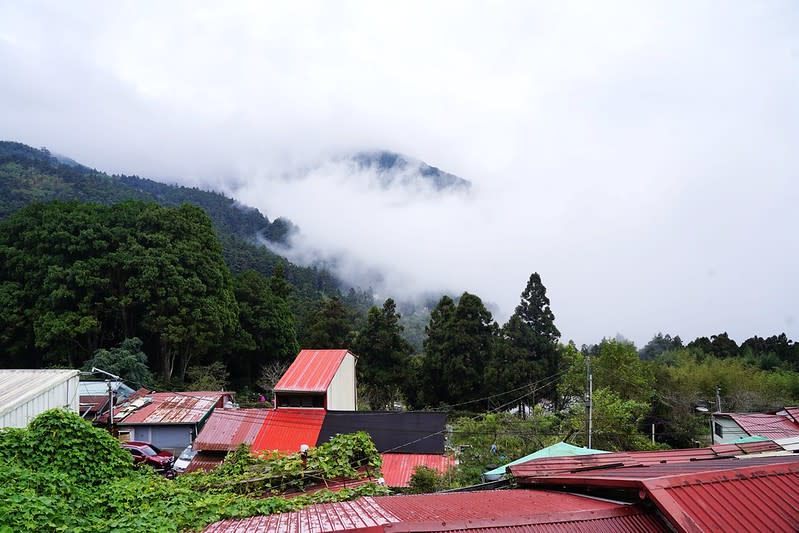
top-left (0, 369), bottom-right (81, 428)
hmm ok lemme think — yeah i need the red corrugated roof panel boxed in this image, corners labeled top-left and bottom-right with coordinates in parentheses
top-left (116, 391), bottom-right (230, 425)
top-left (726, 413), bottom-right (799, 440)
top-left (646, 458), bottom-right (799, 533)
top-left (203, 490), bottom-right (666, 533)
top-left (274, 350), bottom-right (352, 393)
top-left (250, 408), bottom-right (326, 454)
top-left (509, 441), bottom-right (782, 483)
top-left (379, 453), bottom-right (455, 488)
top-left (202, 497), bottom-right (398, 533)
top-left (193, 408), bottom-right (271, 451)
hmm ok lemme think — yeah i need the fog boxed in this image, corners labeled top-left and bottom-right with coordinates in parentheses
top-left (1, 2), bottom-right (798, 346)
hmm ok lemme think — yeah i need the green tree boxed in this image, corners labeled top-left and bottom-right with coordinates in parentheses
top-left (301, 296), bottom-right (354, 348)
top-left (417, 293), bottom-right (497, 408)
top-left (233, 270), bottom-right (299, 386)
top-left (488, 273), bottom-right (561, 408)
top-left (639, 332), bottom-right (683, 360)
top-left (82, 337), bottom-right (154, 387)
top-left (353, 298), bottom-right (414, 410)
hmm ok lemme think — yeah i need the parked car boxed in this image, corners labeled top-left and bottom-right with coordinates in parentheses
top-left (121, 441), bottom-right (175, 475)
top-left (173, 445), bottom-right (198, 473)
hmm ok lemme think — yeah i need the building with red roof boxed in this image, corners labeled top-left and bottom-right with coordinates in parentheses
top-left (712, 410), bottom-right (799, 443)
top-left (274, 349), bottom-right (357, 411)
top-left (203, 443), bottom-right (799, 533)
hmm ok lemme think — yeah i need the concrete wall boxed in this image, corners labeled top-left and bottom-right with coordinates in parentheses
top-left (0, 372), bottom-right (80, 428)
top-left (327, 352), bottom-right (356, 411)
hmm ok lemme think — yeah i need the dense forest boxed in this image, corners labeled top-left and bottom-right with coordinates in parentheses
top-left (3, 140), bottom-right (799, 471)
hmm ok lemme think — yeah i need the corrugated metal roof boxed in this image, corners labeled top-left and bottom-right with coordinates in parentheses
top-left (380, 453), bottom-right (455, 487)
top-left (251, 408), bottom-right (326, 454)
top-left (186, 451), bottom-right (225, 473)
top-left (511, 454), bottom-right (799, 533)
top-left (0, 369), bottom-right (80, 417)
top-left (193, 408), bottom-right (270, 451)
top-left (318, 411), bottom-right (447, 454)
top-left (116, 391), bottom-right (229, 425)
top-left (79, 395), bottom-right (109, 415)
top-left (274, 350), bottom-right (352, 393)
top-left (376, 490), bottom-right (621, 522)
top-left (202, 497), bottom-right (398, 533)
top-left (510, 441), bottom-right (783, 483)
top-left (383, 506), bottom-right (666, 533)
top-left (724, 413), bottom-right (799, 440)
top-left (484, 442), bottom-right (608, 480)
top-left (203, 490), bottom-right (666, 533)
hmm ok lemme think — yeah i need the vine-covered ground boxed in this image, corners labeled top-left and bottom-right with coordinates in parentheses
top-left (0, 409), bottom-right (388, 532)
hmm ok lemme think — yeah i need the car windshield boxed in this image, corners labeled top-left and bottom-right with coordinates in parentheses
top-left (140, 444), bottom-right (161, 456)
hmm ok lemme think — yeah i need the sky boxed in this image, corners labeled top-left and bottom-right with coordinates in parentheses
top-left (1, 1), bottom-right (798, 347)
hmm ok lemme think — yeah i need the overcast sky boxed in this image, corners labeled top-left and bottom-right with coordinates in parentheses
top-left (2, 1), bottom-right (798, 347)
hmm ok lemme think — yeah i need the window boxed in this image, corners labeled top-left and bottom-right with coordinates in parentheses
top-left (714, 422), bottom-right (723, 438)
top-left (276, 393), bottom-right (324, 408)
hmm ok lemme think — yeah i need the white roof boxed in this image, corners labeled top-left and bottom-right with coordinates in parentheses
top-left (0, 369), bottom-right (81, 417)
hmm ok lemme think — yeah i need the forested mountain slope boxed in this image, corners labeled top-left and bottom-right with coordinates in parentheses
top-left (0, 141), bottom-right (339, 296)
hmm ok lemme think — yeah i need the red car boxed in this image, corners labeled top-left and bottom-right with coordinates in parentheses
top-left (121, 441), bottom-right (175, 470)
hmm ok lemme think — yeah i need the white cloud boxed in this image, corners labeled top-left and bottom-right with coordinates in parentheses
top-left (1, 1), bottom-right (798, 346)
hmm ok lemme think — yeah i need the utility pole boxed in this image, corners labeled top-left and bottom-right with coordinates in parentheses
top-left (92, 367), bottom-right (121, 433)
top-left (586, 353), bottom-right (593, 449)
top-left (716, 386), bottom-right (722, 413)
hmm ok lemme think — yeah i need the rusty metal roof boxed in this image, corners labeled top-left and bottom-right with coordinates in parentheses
top-left (380, 453), bottom-right (455, 487)
top-left (185, 451), bottom-right (225, 473)
top-left (193, 408), bottom-right (270, 451)
top-left (274, 350), bottom-right (352, 393)
top-left (250, 408), bottom-right (326, 454)
top-left (115, 391), bottom-right (230, 425)
top-left (723, 412), bottom-right (799, 440)
top-left (202, 496), bottom-right (399, 532)
top-left (203, 490), bottom-right (665, 533)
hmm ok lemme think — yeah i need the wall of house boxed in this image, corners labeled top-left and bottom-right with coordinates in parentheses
top-left (121, 425), bottom-right (194, 454)
top-left (0, 373), bottom-right (80, 428)
top-left (712, 416), bottom-right (749, 444)
top-left (326, 353), bottom-right (356, 411)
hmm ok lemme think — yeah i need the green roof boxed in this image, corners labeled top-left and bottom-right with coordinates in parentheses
top-left (728, 435), bottom-right (770, 444)
top-left (483, 441), bottom-right (609, 480)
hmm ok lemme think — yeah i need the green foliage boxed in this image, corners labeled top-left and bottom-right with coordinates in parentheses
top-left (82, 337), bottom-right (154, 387)
top-left (185, 361), bottom-right (230, 391)
top-left (300, 296), bottom-right (356, 349)
top-left (232, 270), bottom-right (299, 386)
top-left (353, 298), bottom-right (414, 410)
top-left (487, 272), bottom-right (561, 406)
top-left (450, 412), bottom-right (562, 485)
top-left (416, 293), bottom-right (497, 409)
top-left (0, 410), bottom-right (388, 533)
top-left (407, 466), bottom-right (447, 494)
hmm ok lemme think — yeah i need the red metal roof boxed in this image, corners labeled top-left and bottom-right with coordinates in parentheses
top-left (250, 408), bottom-right (326, 454)
top-left (509, 441), bottom-right (782, 483)
top-left (274, 350), bottom-right (352, 393)
top-left (193, 408), bottom-right (270, 452)
top-left (512, 453), bottom-right (799, 533)
top-left (79, 395), bottom-right (108, 415)
top-left (724, 412), bottom-right (799, 440)
top-left (202, 497), bottom-right (398, 532)
top-left (115, 391), bottom-right (230, 425)
top-left (379, 453), bottom-right (455, 488)
top-left (650, 460), bottom-right (799, 533)
top-left (203, 490), bottom-right (665, 533)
